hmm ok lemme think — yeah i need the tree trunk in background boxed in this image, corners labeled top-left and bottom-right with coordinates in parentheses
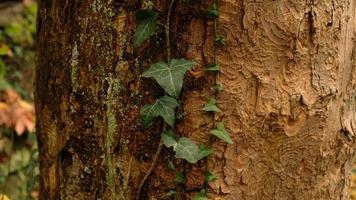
top-left (35, 0), bottom-right (356, 199)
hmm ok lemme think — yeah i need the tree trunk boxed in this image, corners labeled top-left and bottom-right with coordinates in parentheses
top-left (35, 0), bottom-right (356, 199)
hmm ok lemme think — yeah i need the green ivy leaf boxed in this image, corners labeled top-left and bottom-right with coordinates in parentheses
top-left (174, 137), bottom-right (199, 164)
top-left (203, 98), bottom-right (221, 112)
top-left (205, 171), bottom-right (216, 182)
top-left (161, 130), bottom-right (177, 148)
top-left (133, 10), bottom-right (159, 48)
top-left (210, 122), bottom-right (233, 144)
top-left (165, 190), bottom-right (177, 197)
top-left (175, 172), bottom-right (185, 183)
top-left (140, 96), bottom-right (179, 127)
top-left (215, 35), bottom-right (225, 45)
top-left (155, 96), bottom-right (179, 126)
top-left (207, 3), bottom-right (219, 18)
top-left (205, 63), bottom-right (220, 72)
top-left (142, 59), bottom-right (195, 98)
top-left (140, 105), bottom-right (155, 127)
top-left (161, 132), bottom-right (204, 164)
top-left (197, 144), bottom-right (212, 160)
top-left (214, 84), bottom-right (224, 92)
top-left (192, 189), bottom-right (208, 200)
top-left (207, 9), bottom-right (219, 18)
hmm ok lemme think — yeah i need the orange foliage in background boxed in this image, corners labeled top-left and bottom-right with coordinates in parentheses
top-left (0, 89), bottom-right (35, 135)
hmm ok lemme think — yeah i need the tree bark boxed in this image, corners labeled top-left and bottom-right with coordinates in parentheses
top-left (35, 0), bottom-right (356, 199)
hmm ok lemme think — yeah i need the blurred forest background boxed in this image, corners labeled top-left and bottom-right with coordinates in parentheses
top-left (0, 0), bottom-right (37, 199)
top-left (0, 0), bottom-right (355, 200)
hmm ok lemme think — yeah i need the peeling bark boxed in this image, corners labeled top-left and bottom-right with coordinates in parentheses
top-left (35, 0), bottom-right (356, 199)
top-left (182, 0), bottom-right (356, 199)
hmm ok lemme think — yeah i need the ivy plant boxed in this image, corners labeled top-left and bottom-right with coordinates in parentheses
top-left (139, 57), bottom-right (204, 164)
top-left (134, 0), bottom-right (231, 198)
top-left (215, 35), bottom-right (225, 45)
top-left (161, 131), bottom-right (210, 164)
top-left (133, 10), bottom-right (159, 47)
top-left (165, 190), bottom-right (177, 198)
top-left (205, 170), bottom-right (217, 182)
top-left (210, 122), bottom-right (233, 144)
top-left (207, 3), bottom-right (219, 18)
top-left (140, 95), bottom-right (179, 127)
top-left (175, 172), bottom-right (185, 184)
top-left (139, 56), bottom-right (209, 164)
top-left (203, 98), bottom-right (221, 112)
top-left (204, 63), bottom-right (220, 72)
top-left (214, 84), bottom-right (224, 92)
top-left (197, 144), bottom-right (212, 160)
top-left (142, 59), bottom-right (195, 98)
top-left (192, 189), bottom-right (208, 200)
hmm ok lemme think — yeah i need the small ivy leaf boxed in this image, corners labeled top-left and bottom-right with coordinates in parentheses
top-left (174, 137), bottom-right (199, 164)
top-left (142, 59), bottom-right (195, 98)
top-left (210, 122), bottom-right (233, 144)
top-left (197, 145), bottom-right (212, 160)
top-left (140, 96), bottom-right (179, 127)
top-left (161, 130), bottom-right (178, 148)
top-left (139, 104), bottom-right (156, 127)
top-left (202, 98), bottom-right (221, 112)
top-left (199, 144), bottom-right (207, 150)
top-left (214, 84), bottom-right (224, 92)
top-left (192, 189), bottom-right (208, 200)
top-left (207, 9), bottom-right (219, 18)
top-left (165, 190), bottom-right (177, 197)
top-left (175, 172), bottom-right (185, 184)
top-left (204, 63), bottom-right (220, 72)
top-left (207, 3), bottom-right (219, 19)
top-left (205, 171), bottom-right (216, 182)
top-left (156, 96), bottom-right (179, 126)
top-left (133, 10), bottom-right (159, 48)
top-left (214, 35), bottom-right (225, 45)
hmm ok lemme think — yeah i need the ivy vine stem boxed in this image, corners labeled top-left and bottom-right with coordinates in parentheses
top-left (136, 135), bottom-right (164, 200)
top-left (204, 0), bottom-right (220, 190)
top-left (166, 0), bottom-right (175, 61)
top-left (213, 0), bottom-right (220, 85)
top-left (136, 0), bottom-right (176, 199)
top-left (212, 0), bottom-right (219, 135)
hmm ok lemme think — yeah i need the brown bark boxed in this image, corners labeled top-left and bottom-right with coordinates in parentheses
top-left (35, 0), bottom-right (356, 200)
top-left (35, 1), bottom-right (129, 199)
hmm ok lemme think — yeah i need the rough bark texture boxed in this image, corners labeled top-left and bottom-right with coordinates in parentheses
top-left (203, 1), bottom-right (356, 199)
top-left (35, 0), bottom-right (356, 199)
top-left (36, 1), bottom-right (131, 199)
